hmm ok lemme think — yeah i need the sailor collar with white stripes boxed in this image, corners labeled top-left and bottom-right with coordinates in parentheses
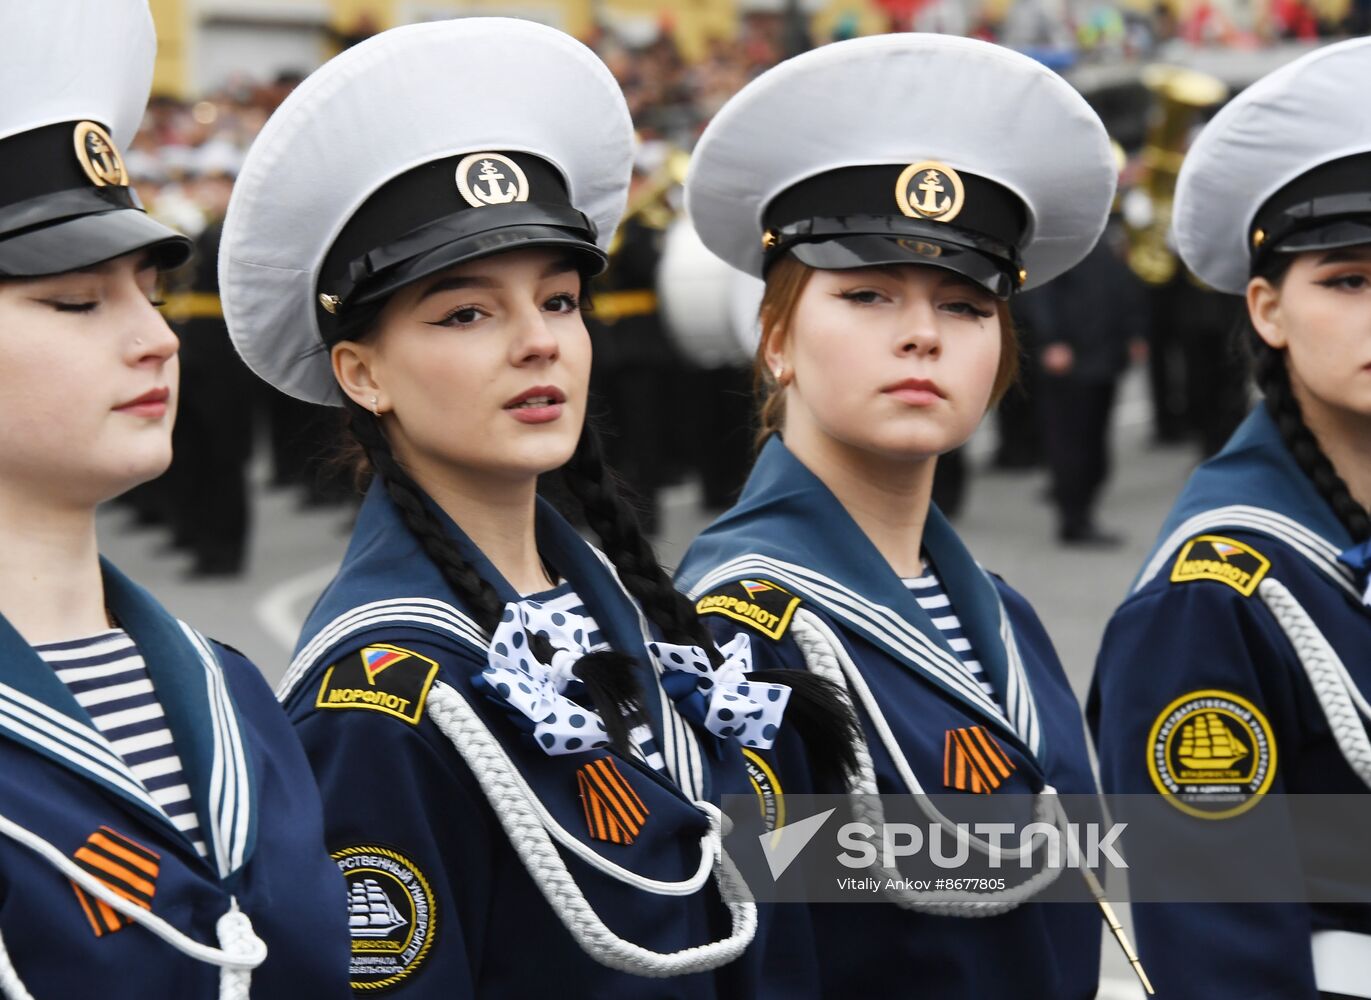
top-left (678, 436), bottom-right (1045, 760)
top-left (0, 559), bottom-right (256, 877)
top-left (1135, 405), bottom-right (1362, 603)
top-left (287, 480), bottom-right (714, 801)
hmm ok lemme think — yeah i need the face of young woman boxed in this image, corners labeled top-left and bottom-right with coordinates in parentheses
top-left (1250, 244), bottom-right (1371, 422)
top-left (357, 248), bottom-right (591, 485)
top-left (769, 264), bottom-right (1002, 462)
top-left (0, 253), bottom-right (178, 509)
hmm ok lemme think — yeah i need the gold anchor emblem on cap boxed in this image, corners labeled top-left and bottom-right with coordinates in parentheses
top-left (895, 161), bottom-right (965, 224)
top-left (72, 121), bottom-right (128, 187)
top-left (455, 152), bottom-right (530, 208)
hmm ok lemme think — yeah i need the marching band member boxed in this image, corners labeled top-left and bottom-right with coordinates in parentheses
top-left (676, 33), bottom-right (1122, 998)
top-left (1091, 37), bottom-right (1371, 1000)
top-left (221, 18), bottom-right (846, 997)
top-left (0, 3), bottom-right (349, 996)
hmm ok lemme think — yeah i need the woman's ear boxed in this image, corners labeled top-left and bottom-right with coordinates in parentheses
top-left (331, 341), bottom-right (388, 413)
top-left (1247, 275), bottom-right (1288, 351)
top-left (761, 326), bottom-right (791, 385)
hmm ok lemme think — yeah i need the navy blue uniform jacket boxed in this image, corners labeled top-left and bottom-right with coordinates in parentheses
top-left (279, 482), bottom-right (808, 998)
top-left (676, 436), bottom-right (1102, 999)
top-left (0, 560), bottom-right (349, 997)
top-left (1090, 405), bottom-right (1371, 1000)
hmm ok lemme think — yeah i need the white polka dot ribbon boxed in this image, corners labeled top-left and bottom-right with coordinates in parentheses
top-left (649, 633), bottom-right (791, 749)
top-left (481, 599), bottom-right (611, 755)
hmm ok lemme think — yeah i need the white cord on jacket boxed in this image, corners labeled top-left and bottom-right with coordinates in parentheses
top-left (0, 811), bottom-right (265, 999)
top-left (1258, 577), bottom-right (1371, 790)
top-left (423, 680), bottom-right (757, 976)
top-left (789, 608), bottom-right (1066, 916)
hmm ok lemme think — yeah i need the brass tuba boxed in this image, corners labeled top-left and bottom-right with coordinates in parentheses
top-left (1124, 64), bottom-right (1227, 285)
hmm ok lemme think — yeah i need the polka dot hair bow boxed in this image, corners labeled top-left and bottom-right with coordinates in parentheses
top-left (478, 599), bottom-right (611, 755)
top-left (650, 632), bottom-right (791, 749)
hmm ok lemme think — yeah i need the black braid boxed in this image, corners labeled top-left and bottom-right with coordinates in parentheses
top-left (562, 426), bottom-right (721, 658)
top-left (341, 396), bottom-right (643, 751)
top-left (560, 423), bottom-right (861, 787)
top-left (1245, 261), bottom-right (1371, 543)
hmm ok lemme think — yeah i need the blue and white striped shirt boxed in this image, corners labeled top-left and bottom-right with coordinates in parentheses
top-left (903, 566), bottom-right (998, 704)
top-left (36, 629), bottom-right (208, 858)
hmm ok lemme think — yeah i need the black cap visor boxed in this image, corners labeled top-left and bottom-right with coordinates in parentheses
top-left (1269, 218), bottom-right (1371, 257)
top-left (0, 207), bottom-right (191, 277)
top-left (349, 222), bottom-right (607, 308)
top-left (1251, 154), bottom-right (1371, 272)
top-left (789, 234), bottom-right (1016, 298)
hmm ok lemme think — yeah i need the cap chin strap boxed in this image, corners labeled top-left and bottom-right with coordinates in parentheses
top-left (0, 185), bottom-right (140, 238)
top-left (0, 811), bottom-right (266, 1000)
top-left (787, 607), bottom-right (1066, 916)
top-left (765, 213), bottom-right (1020, 277)
top-left (326, 201), bottom-right (597, 308)
top-left (1253, 191), bottom-right (1371, 256)
top-left (423, 679), bottom-right (758, 976)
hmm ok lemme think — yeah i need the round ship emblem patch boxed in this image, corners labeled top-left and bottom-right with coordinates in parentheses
top-left (1146, 690), bottom-right (1276, 819)
top-left (333, 845), bottom-right (437, 992)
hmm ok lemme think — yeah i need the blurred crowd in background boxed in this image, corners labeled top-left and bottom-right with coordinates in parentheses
top-left (120, 0), bottom-right (1371, 578)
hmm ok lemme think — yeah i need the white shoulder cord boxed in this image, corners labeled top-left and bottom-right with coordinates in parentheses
top-left (788, 608), bottom-right (1066, 916)
top-left (1258, 576), bottom-right (1371, 790)
top-left (423, 680), bottom-right (757, 976)
top-left (0, 812), bottom-right (265, 1000)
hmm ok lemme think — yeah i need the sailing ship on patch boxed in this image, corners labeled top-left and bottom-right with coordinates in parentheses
top-left (1176, 712), bottom-right (1249, 772)
top-left (348, 877), bottom-right (408, 939)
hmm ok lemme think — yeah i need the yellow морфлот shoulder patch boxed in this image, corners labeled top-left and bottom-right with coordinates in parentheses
top-left (695, 579), bottom-right (802, 640)
top-left (1169, 535), bottom-right (1271, 596)
top-left (315, 643), bottom-right (440, 725)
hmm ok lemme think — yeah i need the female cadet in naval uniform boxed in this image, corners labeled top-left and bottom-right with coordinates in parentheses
top-left (675, 34), bottom-right (1127, 999)
top-left (0, 3), bottom-right (350, 997)
top-left (220, 18), bottom-right (849, 998)
top-left (1090, 37), bottom-right (1371, 1000)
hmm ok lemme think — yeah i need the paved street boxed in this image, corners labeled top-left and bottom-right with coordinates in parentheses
top-left (98, 367), bottom-right (1201, 998)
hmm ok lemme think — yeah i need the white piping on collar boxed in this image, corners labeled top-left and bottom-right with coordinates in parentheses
top-left (688, 554), bottom-right (1034, 745)
top-left (1135, 504), bottom-right (1357, 598)
top-left (280, 598), bottom-right (487, 700)
top-left (180, 623), bottom-right (253, 878)
top-left (0, 681), bottom-right (163, 815)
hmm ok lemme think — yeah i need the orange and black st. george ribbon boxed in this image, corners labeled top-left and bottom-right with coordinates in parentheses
top-left (577, 757), bottom-right (650, 845)
top-left (944, 725), bottom-right (1017, 794)
top-left (70, 826), bottom-right (160, 937)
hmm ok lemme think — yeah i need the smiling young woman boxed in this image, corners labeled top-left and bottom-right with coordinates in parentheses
top-left (0, 4), bottom-right (350, 997)
top-left (1090, 37), bottom-right (1371, 1000)
top-left (221, 18), bottom-right (852, 998)
top-left (675, 33), bottom-right (1123, 999)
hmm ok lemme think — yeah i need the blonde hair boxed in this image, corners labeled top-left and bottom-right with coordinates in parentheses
top-left (753, 255), bottom-right (1020, 446)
